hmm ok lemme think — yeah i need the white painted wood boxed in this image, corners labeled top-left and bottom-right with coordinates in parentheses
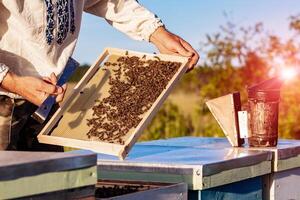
top-left (269, 167), bottom-right (300, 200)
top-left (276, 154), bottom-right (300, 172)
top-left (241, 147), bottom-right (300, 172)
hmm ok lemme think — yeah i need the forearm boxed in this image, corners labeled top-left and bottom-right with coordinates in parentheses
top-left (0, 63), bottom-right (18, 94)
top-left (1, 70), bottom-right (65, 106)
top-left (149, 26), bottom-right (168, 46)
top-left (84, 0), bottom-right (163, 41)
top-left (0, 71), bottom-right (19, 94)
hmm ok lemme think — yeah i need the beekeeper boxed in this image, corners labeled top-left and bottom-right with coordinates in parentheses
top-left (0, 0), bottom-right (199, 151)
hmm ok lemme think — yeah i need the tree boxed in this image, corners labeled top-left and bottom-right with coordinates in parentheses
top-left (198, 15), bottom-right (300, 139)
top-left (168, 14), bottom-right (300, 139)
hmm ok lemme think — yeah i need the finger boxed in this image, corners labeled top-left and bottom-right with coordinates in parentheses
top-left (50, 72), bottom-right (58, 85)
top-left (56, 84), bottom-right (67, 103)
top-left (185, 53), bottom-right (199, 70)
top-left (174, 40), bottom-right (193, 57)
top-left (38, 81), bottom-right (63, 95)
top-left (180, 39), bottom-right (200, 69)
top-left (186, 65), bottom-right (194, 73)
top-left (156, 42), bottom-right (192, 72)
top-left (180, 39), bottom-right (196, 53)
top-left (42, 77), bottom-right (52, 83)
top-left (175, 46), bottom-right (193, 57)
top-left (156, 42), bottom-right (181, 56)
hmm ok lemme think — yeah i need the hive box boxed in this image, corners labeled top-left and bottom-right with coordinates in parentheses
top-left (0, 151), bottom-right (97, 199)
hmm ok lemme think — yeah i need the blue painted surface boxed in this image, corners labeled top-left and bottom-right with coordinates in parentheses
top-left (140, 136), bottom-right (300, 160)
top-left (94, 136), bottom-right (272, 181)
top-left (189, 176), bottom-right (262, 200)
top-left (96, 144), bottom-right (271, 177)
top-left (139, 136), bottom-right (229, 147)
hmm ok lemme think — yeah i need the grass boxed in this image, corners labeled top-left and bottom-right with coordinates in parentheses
top-left (168, 91), bottom-right (200, 116)
top-left (167, 91), bottom-right (223, 138)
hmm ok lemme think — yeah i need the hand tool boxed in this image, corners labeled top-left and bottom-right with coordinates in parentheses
top-left (31, 57), bottom-right (79, 124)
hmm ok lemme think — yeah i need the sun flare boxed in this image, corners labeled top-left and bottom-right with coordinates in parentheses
top-left (280, 67), bottom-right (298, 80)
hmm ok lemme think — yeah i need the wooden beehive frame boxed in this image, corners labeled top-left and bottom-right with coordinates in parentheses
top-left (38, 48), bottom-right (189, 159)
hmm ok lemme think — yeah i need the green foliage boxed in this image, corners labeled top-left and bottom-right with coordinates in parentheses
top-left (68, 65), bottom-right (89, 82)
top-left (279, 80), bottom-right (300, 139)
top-left (140, 101), bottom-right (194, 141)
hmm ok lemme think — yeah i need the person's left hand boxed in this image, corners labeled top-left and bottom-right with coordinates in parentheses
top-left (150, 26), bottom-right (199, 71)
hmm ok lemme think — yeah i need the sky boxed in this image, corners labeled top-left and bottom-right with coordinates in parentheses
top-left (73, 0), bottom-right (300, 65)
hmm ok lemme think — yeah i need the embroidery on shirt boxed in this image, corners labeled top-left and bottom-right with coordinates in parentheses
top-left (44, 0), bottom-right (76, 45)
top-left (45, 0), bottom-right (55, 45)
top-left (70, 0), bottom-right (76, 34)
top-left (56, 0), bottom-right (69, 44)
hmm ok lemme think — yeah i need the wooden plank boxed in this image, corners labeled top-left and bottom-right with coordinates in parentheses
top-left (38, 48), bottom-right (189, 159)
top-left (201, 161), bottom-right (270, 190)
top-left (0, 166), bottom-right (97, 199)
top-left (0, 151), bottom-right (96, 181)
top-left (276, 154), bottom-right (300, 172)
top-left (18, 186), bottom-right (95, 200)
top-left (95, 181), bottom-right (187, 200)
top-left (38, 135), bottom-right (124, 157)
top-left (269, 168), bottom-right (300, 200)
top-left (97, 161), bottom-right (271, 190)
top-left (237, 140), bottom-right (300, 172)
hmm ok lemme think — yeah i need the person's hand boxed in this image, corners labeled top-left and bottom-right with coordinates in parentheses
top-left (1, 72), bottom-right (66, 106)
top-left (42, 72), bottom-right (67, 104)
top-left (150, 26), bottom-right (199, 71)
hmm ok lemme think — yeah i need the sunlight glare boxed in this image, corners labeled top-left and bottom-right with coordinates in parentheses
top-left (280, 68), bottom-right (297, 80)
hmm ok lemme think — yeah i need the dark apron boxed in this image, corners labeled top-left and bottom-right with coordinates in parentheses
top-left (0, 95), bottom-right (63, 152)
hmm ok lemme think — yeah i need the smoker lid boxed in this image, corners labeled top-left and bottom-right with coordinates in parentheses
top-left (248, 89), bottom-right (281, 101)
top-left (247, 77), bottom-right (283, 92)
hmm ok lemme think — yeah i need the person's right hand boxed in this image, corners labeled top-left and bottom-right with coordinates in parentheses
top-left (1, 72), bottom-right (66, 106)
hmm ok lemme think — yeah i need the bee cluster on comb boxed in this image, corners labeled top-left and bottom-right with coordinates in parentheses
top-left (86, 55), bottom-right (181, 145)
